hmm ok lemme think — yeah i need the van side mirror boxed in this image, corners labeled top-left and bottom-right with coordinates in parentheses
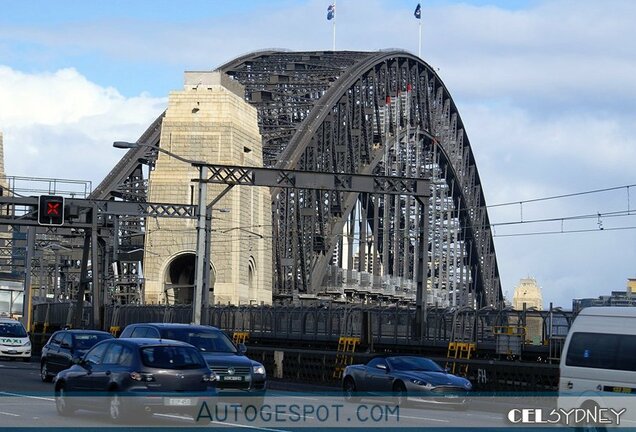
top-left (376, 364), bottom-right (388, 371)
top-left (238, 343), bottom-right (247, 354)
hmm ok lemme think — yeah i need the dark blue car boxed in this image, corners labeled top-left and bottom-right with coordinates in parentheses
top-left (41, 330), bottom-right (113, 382)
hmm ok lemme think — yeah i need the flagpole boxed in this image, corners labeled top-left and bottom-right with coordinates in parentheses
top-left (418, 19), bottom-right (422, 58)
top-left (333, 1), bottom-right (337, 51)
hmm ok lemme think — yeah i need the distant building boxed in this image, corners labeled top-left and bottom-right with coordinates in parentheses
top-left (572, 279), bottom-right (636, 313)
top-left (512, 278), bottom-right (543, 310)
top-left (511, 278), bottom-right (543, 344)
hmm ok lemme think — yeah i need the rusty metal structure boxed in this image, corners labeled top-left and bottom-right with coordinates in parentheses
top-left (61, 50), bottom-right (503, 308)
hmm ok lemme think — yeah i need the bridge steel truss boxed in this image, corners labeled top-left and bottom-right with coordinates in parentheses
top-left (92, 50), bottom-right (502, 308)
top-left (219, 50), bottom-right (502, 307)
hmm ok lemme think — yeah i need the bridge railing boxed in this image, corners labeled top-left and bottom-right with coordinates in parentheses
top-left (31, 303), bottom-right (573, 352)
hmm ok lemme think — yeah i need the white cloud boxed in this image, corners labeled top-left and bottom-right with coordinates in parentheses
top-left (0, 66), bottom-right (166, 185)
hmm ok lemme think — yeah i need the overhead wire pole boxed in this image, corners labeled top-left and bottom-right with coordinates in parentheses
top-left (90, 206), bottom-right (100, 328)
top-left (201, 185), bottom-right (234, 322)
top-left (113, 141), bottom-right (208, 325)
top-left (193, 165), bottom-right (207, 325)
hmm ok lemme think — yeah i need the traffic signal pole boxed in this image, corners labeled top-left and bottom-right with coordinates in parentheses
top-left (22, 227), bottom-right (35, 331)
top-left (72, 230), bottom-right (91, 329)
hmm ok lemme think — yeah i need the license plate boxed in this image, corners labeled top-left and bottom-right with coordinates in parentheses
top-left (222, 376), bottom-right (244, 381)
top-left (7, 350), bottom-right (17, 354)
top-left (165, 398), bottom-right (194, 406)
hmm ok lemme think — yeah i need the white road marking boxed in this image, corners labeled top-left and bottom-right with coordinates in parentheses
top-left (284, 396), bottom-right (320, 401)
top-left (0, 411), bottom-right (20, 417)
top-left (210, 420), bottom-right (291, 432)
top-left (154, 413), bottom-right (191, 421)
top-left (0, 391), bottom-right (55, 401)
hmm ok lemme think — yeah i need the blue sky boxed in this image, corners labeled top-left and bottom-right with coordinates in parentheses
top-left (1, 0), bottom-right (537, 97)
top-left (1, 0), bottom-right (635, 308)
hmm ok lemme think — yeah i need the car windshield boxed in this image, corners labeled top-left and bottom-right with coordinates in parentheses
top-left (387, 357), bottom-right (444, 372)
top-left (140, 346), bottom-right (207, 369)
top-left (161, 328), bottom-right (237, 353)
top-left (74, 333), bottom-right (112, 350)
top-left (0, 322), bottom-right (27, 338)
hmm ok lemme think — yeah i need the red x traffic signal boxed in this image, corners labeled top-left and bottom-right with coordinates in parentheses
top-left (38, 195), bottom-right (65, 226)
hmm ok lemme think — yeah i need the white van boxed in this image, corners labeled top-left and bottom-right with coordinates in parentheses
top-left (0, 318), bottom-right (31, 361)
top-left (558, 307), bottom-right (636, 426)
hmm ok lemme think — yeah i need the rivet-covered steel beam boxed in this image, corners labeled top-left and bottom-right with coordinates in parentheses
top-left (197, 163), bottom-right (429, 196)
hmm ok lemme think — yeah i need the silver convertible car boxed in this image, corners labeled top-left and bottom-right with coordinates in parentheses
top-left (342, 356), bottom-right (472, 406)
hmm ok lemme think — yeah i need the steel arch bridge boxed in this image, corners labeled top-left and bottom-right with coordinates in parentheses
top-left (94, 50), bottom-right (502, 308)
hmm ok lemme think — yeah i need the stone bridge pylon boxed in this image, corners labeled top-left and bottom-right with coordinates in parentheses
top-left (142, 71), bottom-right (272, 305)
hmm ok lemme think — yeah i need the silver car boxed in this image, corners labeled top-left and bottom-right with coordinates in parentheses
top-left (342, 356), bottom-right (472, 406)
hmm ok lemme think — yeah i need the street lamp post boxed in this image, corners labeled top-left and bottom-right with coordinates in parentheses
top-left (193, 163), bottom-right (207, 325)
top-left (113, 141), bottom-right (207, 324)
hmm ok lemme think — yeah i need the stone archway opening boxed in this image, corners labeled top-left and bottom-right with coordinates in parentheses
top-left (248, 256), bottom-right (256, 304)
top-left (163, 253), bottom-right (216, 305)
top-left (164, 253), bottom-right (195, 304)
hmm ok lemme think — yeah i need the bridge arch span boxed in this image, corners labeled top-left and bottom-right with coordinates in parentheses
top-left (220, 50), bottom-right (501, 307)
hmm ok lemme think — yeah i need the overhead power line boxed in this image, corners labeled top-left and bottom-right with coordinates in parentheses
top-left (488, 183), bottom-right (636, 208)
top-left (493, 225), bottom-right (636, 238)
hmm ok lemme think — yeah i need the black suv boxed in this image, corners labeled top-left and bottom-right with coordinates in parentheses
top-left (54, 338), bottom-right (216, 422)
top-left (120, 324), bottom-right (266, 394)
top-left (41, 330), bottom-right (113, 382)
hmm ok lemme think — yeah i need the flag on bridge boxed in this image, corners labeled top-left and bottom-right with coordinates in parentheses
top-left (414, 3), bottom-right (421, 19)
top-left (327, 4), bottom-right (335, 20)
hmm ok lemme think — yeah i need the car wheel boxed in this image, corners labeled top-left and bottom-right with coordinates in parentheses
top-left (343, 377), bottom-right (360, 403)
top-left (55, 383), bottom-right (75, 416)
top-left (40, 362), bottom-right (53, 383)
top-left (393, 382), bottom-right (407, 406)
top-left (575, 402), bottom-right (607, 432)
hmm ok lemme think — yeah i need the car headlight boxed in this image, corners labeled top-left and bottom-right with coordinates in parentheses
top-left (202, 373), bottom-right (218, 382)
top-left (252, 365), bottom-right (266, 375)
top-left (464, 381), bottom-right (472, 389)
top-left (23, 340), bottom-right (31, 347)
top-left (410, 379), bottom-right (433, 389)
top-left (130, 372), bottom-right (155, 382)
